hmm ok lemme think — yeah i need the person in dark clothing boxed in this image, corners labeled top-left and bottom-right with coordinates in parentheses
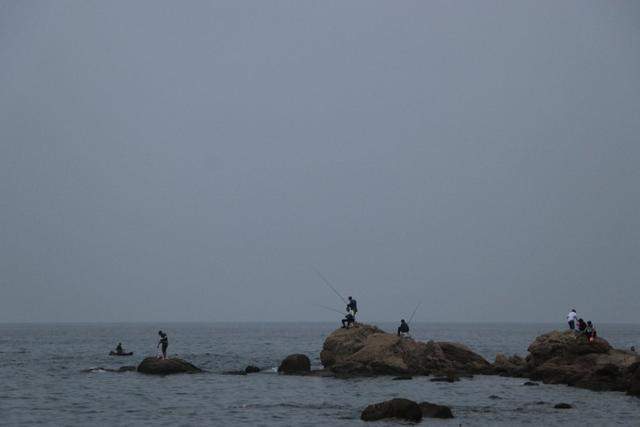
top-left (115, 342), bottom-right (124, 355)
top-left (341, 311), bottom-right (355, 329)
top-left (577, 318), bottom-right (587, 333)
top-left (157, 330), bottom-right (168, 359)
top-left (346, 296), bottom-right (358, 317)
top-left (397, 319), bottom-right (409, 337)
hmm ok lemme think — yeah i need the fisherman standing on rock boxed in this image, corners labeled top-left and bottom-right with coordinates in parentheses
top-left (157, 330), bottom-right (169, 359)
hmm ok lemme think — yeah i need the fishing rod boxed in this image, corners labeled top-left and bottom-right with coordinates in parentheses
top-left (407, 301), bottom-right (422, 325)
top-left (313, 268), bottom-right (347, 305)
top-left (314, 303), bottom-right (346, 315)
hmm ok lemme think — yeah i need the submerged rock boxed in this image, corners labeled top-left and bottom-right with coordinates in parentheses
top-left (222, 370), bottom-right (247, 376)
top-left (430, 371), bottom-right (460, 382)
top-left (361, 398), bottom-right (422, 422)
top-left (554, 403), bottom-right (572, 409)
top-left (83, 365), bottom-right (136, 373)
top-left (320, 324), bottom-right (491, 376)
top-left (419, 401), bottom-right (454, 419)
top-left (137, 357), bottom-right (202, 375)
top-left (523, 381), bottom-right (539, 386)
top-left (392, 374), bottom-right (413, 380)
top-left (278, 354), bottom-right (311, 374)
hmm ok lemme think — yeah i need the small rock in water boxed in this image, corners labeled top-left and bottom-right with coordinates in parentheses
top-left (523, 381), bottom-right (539, 386)
top-left (554, 403), bottom-right (573, 409)
top-left (430, 372), bottom-right (460, 382)
top-left (392, 374), bottom-right (413, 380)
top-left (489, 395), bottom-right (502, 400)
top-left (419, 401), bottom-right (455, 419)
top-left (278, 354), bottom-right (311, 375)
top-left (361, 398), bottom-right (422, 422)
top-left (245, 365), bottom-right (261, 374)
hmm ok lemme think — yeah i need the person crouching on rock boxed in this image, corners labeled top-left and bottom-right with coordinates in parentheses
top-left (577, 318), bottom-right (587, 333)
top-left (115, 342), bottom-right (124, 355)
top-left (347, 296), bottom-right (358, 320)
top-left (157, 330), bottom-right (169, 359)
top-left (342, 311), bottom-right (355, 329)
top-left (397, 319), bottom-right (409, 337)
top-left (585, 321), bottom-right (597, 342)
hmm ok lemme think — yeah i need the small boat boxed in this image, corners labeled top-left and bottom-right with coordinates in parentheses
top-left (109, 351), bottom-right (134, 356)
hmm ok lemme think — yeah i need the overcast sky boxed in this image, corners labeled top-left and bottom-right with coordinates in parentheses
top-left (1, 1), bottom-right (639, 323)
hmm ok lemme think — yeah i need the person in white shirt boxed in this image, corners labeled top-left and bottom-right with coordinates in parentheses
top-left (566, 309), bottom-right (577, 330)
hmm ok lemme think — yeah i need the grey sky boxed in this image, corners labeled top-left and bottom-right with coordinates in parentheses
top-left (1, 1), bottom-right (639, 323)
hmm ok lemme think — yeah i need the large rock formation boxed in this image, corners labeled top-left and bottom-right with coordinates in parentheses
top-left (320, 324), bottom-right (491, 376)
top-left (511, 330), bottom-right (640, 394)
top-left (278, 354), bottom-right (311, 375)
top-left (137, 357), bottom-right (202, 375)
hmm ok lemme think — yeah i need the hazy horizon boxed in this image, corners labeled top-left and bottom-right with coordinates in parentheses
top-left (1, 1), bottom-right (639, 323)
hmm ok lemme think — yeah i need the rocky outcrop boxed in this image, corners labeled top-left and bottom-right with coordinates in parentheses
top-left (511, 330), bottom-right (640, 395)
top-left (278, 354), bottom-right (311, 374)
top-left (320, 324), bottom-right (491, 376)
top-left (627, 362), bottom-right (640, 396)
top-left (494, 353), bottom-right (527, 376)
top-left (361, 398), bottom-right (422, 422)
top-left (137, 357), bottom-right (202, 375)
top-left (419, 402), bottom-right (454, 418)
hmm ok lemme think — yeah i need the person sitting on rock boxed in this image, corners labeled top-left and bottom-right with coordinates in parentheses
top-left (566, 309), bottom-right (577, 330)
top-left (115, 342), bottom-right (124, 355)
top-left (577, 318), bottom-right (587, 333)
top-left (347, 296), bottom-right (358, 318)
top-left (585, 321), bottom-right (597, 342)
top-left (341, 311), bottom-right (355, 329)
top-left (397, 319), bottom-right (410, 337)
top-left (157, 330), bottom-right (169, 359)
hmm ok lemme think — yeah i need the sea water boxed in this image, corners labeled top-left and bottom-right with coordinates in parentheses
top-left (1, 322), bottom-right (639, 426)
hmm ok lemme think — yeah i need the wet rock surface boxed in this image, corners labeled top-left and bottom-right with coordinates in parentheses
top-left (419, 401), bottom-right (454, 419)
top-left (520, 331), bottom-right (640, 394)
top-left (361, 398), bottom-right (422, 422)
top-left (320, 324), bottom-right (491, 376)
top-left (137, 357), bottom-right (202, 375)
top-left (278, 354), bottom-right (311, 374)
top-left (554, 403), bottom-right (572, 409)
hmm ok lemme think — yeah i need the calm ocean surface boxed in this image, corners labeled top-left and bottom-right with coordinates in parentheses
top-left (1, 322), bottom-right (639, 426)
